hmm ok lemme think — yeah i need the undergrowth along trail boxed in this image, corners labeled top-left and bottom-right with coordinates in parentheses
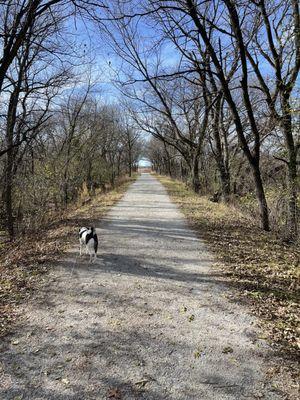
top-left (0, 175), bottom-right (137, 337)
top-left (158, 175), bottom-right (299, 370)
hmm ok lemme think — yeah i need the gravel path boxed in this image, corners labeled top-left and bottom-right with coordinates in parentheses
top-left (0, 174), bottom-right (283, 399)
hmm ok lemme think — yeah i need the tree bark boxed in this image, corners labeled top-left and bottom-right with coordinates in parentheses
top-left (212, 124), bottom-right (231, 201)
top-left (163, 141), bottom-right (172, 177)
top-left (3, 82), bottom-right (22, 239)
top-left (218, 162), bottom-right (231, 201)
top-left (128, 142), bottom-right (132, 177)
top-left (86, 159), bottom-right (93, 194)
top-left (252, 163), bottom-right (270, 231)
top-left (185, 0), bottom-right (270, 230)
top-left (4, 149), bottom-right (14, 240)
top-left (281, 95), bottom-right (298, 240)
top-left (191, 153), bottom-right (201, 193)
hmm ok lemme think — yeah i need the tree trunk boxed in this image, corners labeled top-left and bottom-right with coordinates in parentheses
top-left (252, 163), bottom-right (270, 231)
top-left (4, 149), bottom-right (14, 240)
top-left (211, 98), bottom-right (231, 201)
top-left (191, 154), bottom-right (201, 193)
top-left (163, 142), bottom-right (172, 177)
top-left (128, 149), bottom-right (132, 177)
top-left (128, 144), bottom-right (132, 177)
top-left (63, 169), bottom-right (68, 207)
top-left (213, 129), bottom-right (231, 201)
top-left (180, 160), bottom-right (184, 181)
top-left (63, 140), bottom-right (72, 207)
top-left (117, 152), bottom-right (122, 178)
top-left (286, 159), bottom-right (298, 240)
top-left (86, 159), bottom-right (93, 194)
top-left (281, 94), bottom-right (298, 240)
top-left (219, 163), bottom-right (231, 201)
top-left (3, 86), bottom-right (20, 240)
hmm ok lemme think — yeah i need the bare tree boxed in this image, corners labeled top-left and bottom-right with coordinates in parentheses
top-left (1, 7), bottom-right (71, 238)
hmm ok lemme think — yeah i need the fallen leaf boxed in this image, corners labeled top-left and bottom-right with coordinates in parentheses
top-left (135, 379), bottom-right (149, 388)
top-left (107, 388), bottom-right (122, 399)
top-left (45, 326), bottom-right (54, 331)
top-left (194, 350), bottom-right (201, 358)
top-left (222, 346), bottom-right (233, 354)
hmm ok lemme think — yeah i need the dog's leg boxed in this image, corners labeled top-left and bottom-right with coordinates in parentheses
top-left (79, 241), bottom-right (82, 256)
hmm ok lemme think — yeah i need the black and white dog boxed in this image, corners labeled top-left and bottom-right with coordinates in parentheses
top-left (79, 227), bottom-right (98, 263)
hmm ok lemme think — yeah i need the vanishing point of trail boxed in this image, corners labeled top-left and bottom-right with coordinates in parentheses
top-left (0, 174), bottom-right (282, 399)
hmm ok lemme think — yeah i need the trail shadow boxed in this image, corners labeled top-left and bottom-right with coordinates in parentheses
top-left (98, 217), bottom-right (203, 243)
top-left (56, 252), bottom-right (218, 288)
top-left (0, 299), bottom-right (265, 400)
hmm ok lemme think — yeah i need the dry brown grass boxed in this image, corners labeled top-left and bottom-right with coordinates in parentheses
top-left (158, 175), bottom-right (299, 365)
top-left (0, 175), bottom-right (137, 337)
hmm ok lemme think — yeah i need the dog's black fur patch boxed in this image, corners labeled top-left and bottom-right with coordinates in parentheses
top-left (94, 234), bottom-right (98, 253)
top-left (85, 227), bottom-right (98, 253)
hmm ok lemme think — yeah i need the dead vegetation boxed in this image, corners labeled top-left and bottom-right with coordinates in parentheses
top-left (0, 175), bottom-right (137, 337)
top-left (158, 175), bottom-right (299, 368)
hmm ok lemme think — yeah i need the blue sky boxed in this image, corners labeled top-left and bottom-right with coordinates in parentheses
top-left (66, 6), bottom-right (299, 138)
top-left (66, 11), bottom-right (183, 103)
top-left (139, 158), bottom-right (152, 167)
top-left (65, 16), bottom-right (120, 101)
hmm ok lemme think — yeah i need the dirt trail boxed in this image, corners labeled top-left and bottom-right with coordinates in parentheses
top-left (0, 174), bottom-right (284, 399)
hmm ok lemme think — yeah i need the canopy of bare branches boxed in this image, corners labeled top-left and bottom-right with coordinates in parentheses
top-left (0, 0), bottom-right (299, 241)
top-left (100, 0), bottom-right (299, 240)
